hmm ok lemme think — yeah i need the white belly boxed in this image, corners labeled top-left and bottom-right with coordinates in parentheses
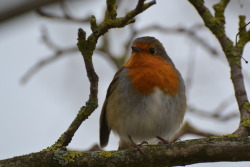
top-left (106, 87), bottom-right (186, 143)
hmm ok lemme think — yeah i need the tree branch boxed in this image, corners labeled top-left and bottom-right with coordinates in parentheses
top-left (139, 24), bottom-right (218, 55)
top-left (174, 122), bottom-right (217, 139)
top-left (0, 0), bottom-right (58, 22)
top-left (1, 137), bottom-right (250, 167)
top-left (20, 47), bottom-right (77, 84)
top-left (188, 0), bottom-right (250, 137)
top-left (51, 0), bottom-right (156, 148)
top-left (96, 24), bottom-right (219, 70)
top-left (21, 22), bottom-right (219, 83)
top-left (188, 95), bottom-right (238, 121)
top-left (36, 0), bottom-right (90, 23)
top-left (96, 0), bottom-right (156, 38)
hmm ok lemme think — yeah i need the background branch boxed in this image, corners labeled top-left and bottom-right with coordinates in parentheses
top-left (174, 122), bottom-right (217, 139)
top-left (20, 47), bottom-right (77, 84)
top-left (188, 95), bottom-right (238, 121)
top-left (20, 26), bottom-right (78, 84)
top-left (139, 24), bottom-right (218, 55)
top-left (36, 0), bottom-right (91, 23)
top-left (0, 0), bottom-right (58, 22)
top-left (21, 23), bottom-right (220, 83)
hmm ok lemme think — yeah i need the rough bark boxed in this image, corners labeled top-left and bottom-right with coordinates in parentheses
top-left (1, 137), bottom-right (250, 167)
top-left (188, 0), bottom-right (250, 136)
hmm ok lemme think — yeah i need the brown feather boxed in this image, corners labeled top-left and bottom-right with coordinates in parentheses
top-left (99, 68), bottom-right (124, 147)
top-left (99, 100), bottom-right (110, 147)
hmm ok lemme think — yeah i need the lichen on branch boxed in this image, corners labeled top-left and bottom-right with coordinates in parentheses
top-left (188, 0), bottom-right (250, 136)
top-left (1, 137), bottom-right (250, 167)
top-left (53, 0), bottom-right (156, 148)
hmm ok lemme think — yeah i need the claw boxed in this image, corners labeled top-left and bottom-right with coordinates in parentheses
top-left (129, 136), bottom-right (145, 154)
top-left (156, 136), bottom-right (169, 144)
top-left (156, 136), bottom-right (181, 145)
top-left (172, 138), bottom-right (181, 142)
top-left (138, 141), bottom-right (148, 146)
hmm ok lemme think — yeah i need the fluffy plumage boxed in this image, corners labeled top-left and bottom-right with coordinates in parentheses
top-left (99, 36), bottom-right (186, 149)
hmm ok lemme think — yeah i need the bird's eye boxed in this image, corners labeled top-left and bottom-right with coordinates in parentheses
top-left (149, 48), bottom-right (155, 54)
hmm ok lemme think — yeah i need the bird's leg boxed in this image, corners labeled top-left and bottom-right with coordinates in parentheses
top-left (172, 138), bottom-right (181, 142)
top-left (156, 136), bottom-right (169, 144)
top-left (129, 136), bottom-right (145, 154)
top-left (138, 141), bottom-right (148, 146)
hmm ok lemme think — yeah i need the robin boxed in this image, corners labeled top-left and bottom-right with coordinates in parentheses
top-left (99, 36), bottom-right (186, 149)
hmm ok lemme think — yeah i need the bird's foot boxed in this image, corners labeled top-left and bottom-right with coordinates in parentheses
top-left (156, 136), bottom-right (180, 145)
top-left (129, 136), bottom-right (145, 154)
top-left (138, 141), bottom-right (148, 147)
top-left (156, 136), bottom-right (169, 144)
top-left (172, 138), bottom-right (181, 142)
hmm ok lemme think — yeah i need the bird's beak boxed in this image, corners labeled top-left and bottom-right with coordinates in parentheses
top-left (131, 45), bottom-right (141, 52)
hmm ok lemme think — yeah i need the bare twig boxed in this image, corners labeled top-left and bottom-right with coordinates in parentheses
top-left (95, 35), bottom-right (123, 69)
top-left (96, 25), bottom-right (137, 69)
top-left (139, 25), bottom-right (218, 55)
top-left (20, 26), bottom-right (78, 84)
top-left (23, 0), bottom-right (159, 83)
top-left (96, 0), bottom-right (156, 38)
top-left (235, 21), bottom-right (250, 63)
top-left (0, 0), bottom-right (58, 22)
top-left (235, 21), bottom-right (250, 47)
top-left (59, 0), bottom-right (71, 19)
top-left (40, 26), bottom-right (60, 50)
top-left (185, 44), bottom-right (197, 94)
top-left (188, 95), bottom-right (238, 121)
top-left (174, 122), bottom-right (217, 139)
top-left (20, 47), bottom-right (77, 84)
top-left (96, 24), bottom-right (219, 70)
top-left (36, 1), bottom-right (90, 23)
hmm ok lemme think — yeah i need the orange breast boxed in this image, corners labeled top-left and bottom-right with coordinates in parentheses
top-left (124, 53), bottom-right (179, 95)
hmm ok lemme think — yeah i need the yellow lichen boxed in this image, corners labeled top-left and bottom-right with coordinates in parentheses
top-left (64, 153), bottom-right (76, 163)
top-left (222, 134), bottom-right (239, 137)
top-left (99, 151), bottom-right (113, 158)
top-left (211, 134), bottom-right (238, 138)
top-left (243, 102), bottom-right (250, 113)
top-left (41, 143), bottom-right (64, 152)
top-left (53, 150), bottom-right (69, 166)
top-left (242, 118), bottom-right (250, 128)
top-left (42, 146), bottom-right (59, 152)
top-left (67, 151), bottom-right (83, 159)
top-left (54, 150), bottom-right (84, 166)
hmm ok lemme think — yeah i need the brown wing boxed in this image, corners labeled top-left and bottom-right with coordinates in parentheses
top-left (99, 99), bottom-right (110, 148)
top-left (99, 68), bottom-right (124, 148)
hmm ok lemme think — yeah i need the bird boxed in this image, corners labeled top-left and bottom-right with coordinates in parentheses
top-left (99, 36), bottom-right (186, 150)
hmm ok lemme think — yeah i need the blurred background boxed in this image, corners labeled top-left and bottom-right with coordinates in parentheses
top-left (0, 0), bottom-right (250, 166)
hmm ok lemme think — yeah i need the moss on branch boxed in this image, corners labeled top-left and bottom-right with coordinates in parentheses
top-left (188, 0), bottom-right (250, 137)
top-left (1, 137), bottom-right (250, 167)
top-left (52, 0), bottom-right (156, 149)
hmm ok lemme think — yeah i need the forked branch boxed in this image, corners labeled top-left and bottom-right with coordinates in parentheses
top-left (188, 0), bottom-right (250, 137)
top-left (52, 0), bottom-right (156, 148)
